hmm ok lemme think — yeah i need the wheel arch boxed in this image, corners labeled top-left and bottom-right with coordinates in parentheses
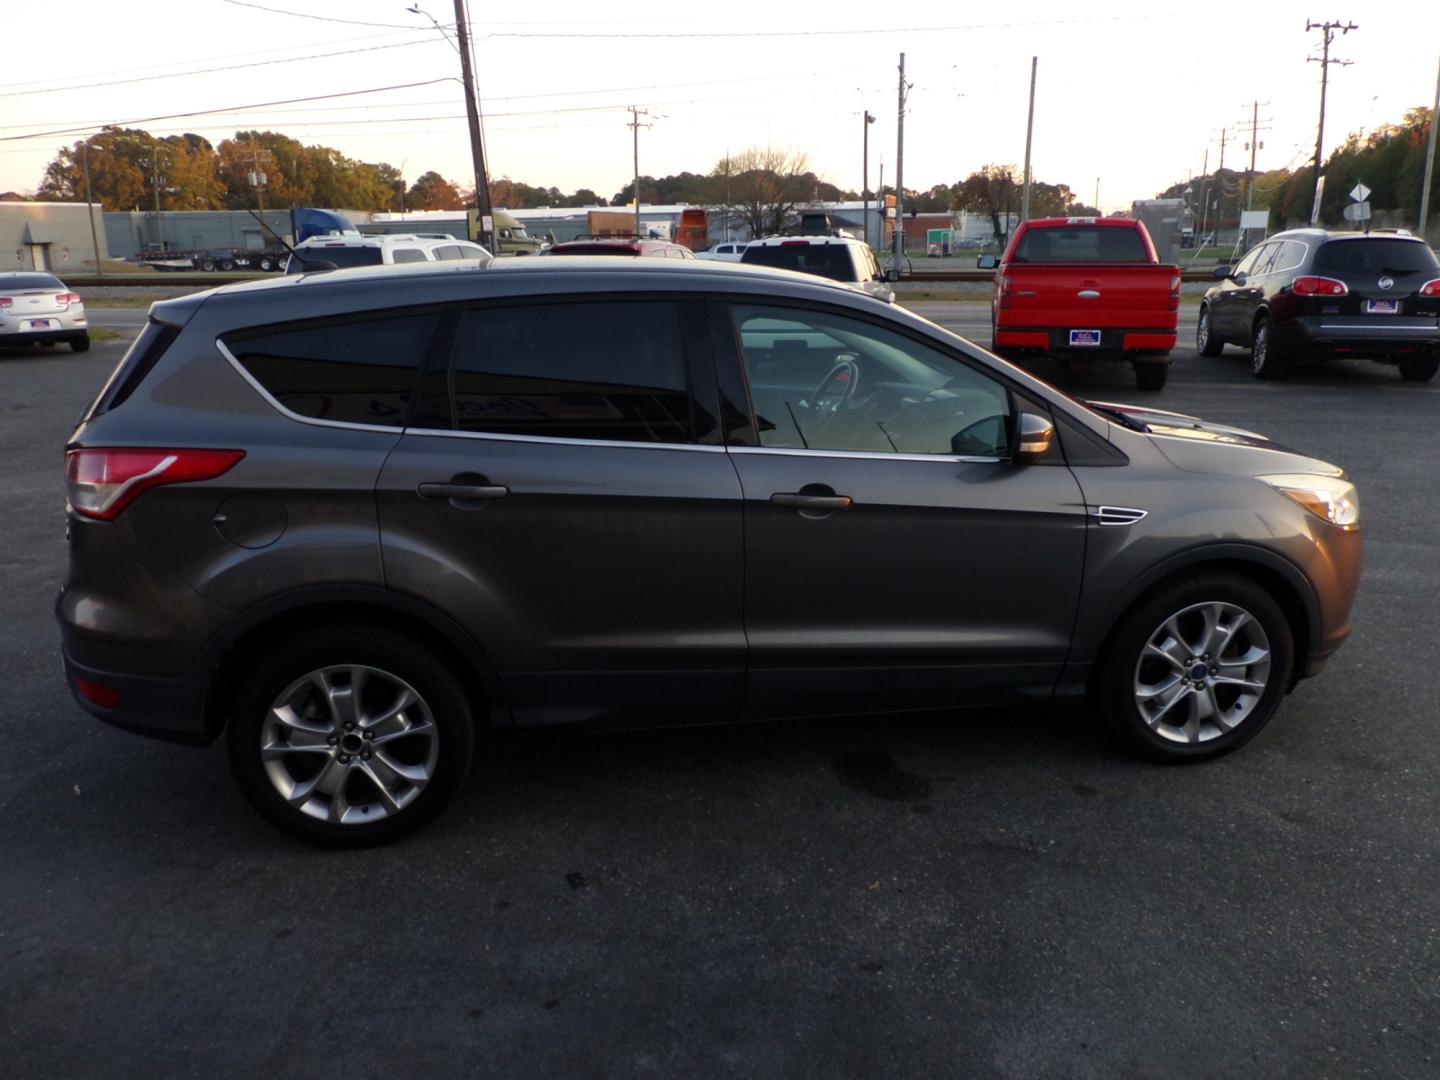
top-left (1079, 545), bottom-right (1317, 694)
top-left (196, 585), bottom-right (511, 742)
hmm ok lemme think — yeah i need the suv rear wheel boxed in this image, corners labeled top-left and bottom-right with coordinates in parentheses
top-left (1095, 572), bottom-right (1294, 761)
top-left (1399, 354), bottom-right (1440, 382)
top-left (226, 627), bottom-right (475, 846)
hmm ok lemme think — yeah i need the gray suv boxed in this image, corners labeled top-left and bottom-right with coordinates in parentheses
top-left (60, 258), bottom-right (1363, 845)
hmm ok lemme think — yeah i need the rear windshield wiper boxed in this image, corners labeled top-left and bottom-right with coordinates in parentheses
top-left (1086, 403), bottom-right (1151, 432)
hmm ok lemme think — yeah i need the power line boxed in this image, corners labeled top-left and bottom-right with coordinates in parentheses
top-left (0, 79), bottom-right (460, 142)
top-left (484, 12), bottom-right (1176, 39)
top-left (218, 0), bottom-right (442, 31)
top-left (0, 37), bottom-right (442, 98)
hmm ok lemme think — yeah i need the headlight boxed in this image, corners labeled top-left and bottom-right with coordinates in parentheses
top-left (1260, 473), bottom-right (1360, 528)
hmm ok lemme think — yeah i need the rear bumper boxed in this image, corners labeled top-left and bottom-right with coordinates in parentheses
top-left (62, 650), bottom-right (212, 746)
top-left (1279, 315), bottom-right (1440, 358)
top-left (0, 326), bottom-right (87, 345)
top-left (993, 326), bottom-right (1176, 357)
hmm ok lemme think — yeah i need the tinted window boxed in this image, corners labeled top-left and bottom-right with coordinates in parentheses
top-left (741, 243), bottom-right (858, 282)
top-left (1271, 241), bottom-right (1308, 276)
top-left (433, 245), bottom-right (463, 260)
top-left (225, 313), bottom-right (438, 426)
top-left (1251, 244), bottom-right (1283, 276)
top-left (0, 273), bottom-right (64, 291)
top-left (733, 304), bottom-right (1012, 458)
top-left (1314, 239), bottom-right (1439, 275)
top-left (391, 248), bottom-right (429, 264)
top-left (450, 302), bottom-right (691, 444)
top-left (1013, 226), bottom-right (1147, 262)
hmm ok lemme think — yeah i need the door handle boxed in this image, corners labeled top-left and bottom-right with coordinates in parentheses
top-left (770, 492), bottom-right (853, 510)
top-left (418, 482), bottom-right (509, 500)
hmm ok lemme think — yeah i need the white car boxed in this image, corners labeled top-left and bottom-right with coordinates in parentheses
top-left (740, 236), bottom-right (897, 302)
top-left (694, 241), bottom-right (749, 262)
top-left (0, 272), bottom-right (88, 351)
top-left (285, 234), bottom-right (491, 274)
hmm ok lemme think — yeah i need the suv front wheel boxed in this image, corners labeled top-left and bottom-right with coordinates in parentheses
top-left (226, 627), bottom-right (475, 845)
top-left (1095, 573), bottom-right (1294, 761)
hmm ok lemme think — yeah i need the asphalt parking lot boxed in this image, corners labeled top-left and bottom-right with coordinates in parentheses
top-left (3, 308), bottom-right (1437, 1079)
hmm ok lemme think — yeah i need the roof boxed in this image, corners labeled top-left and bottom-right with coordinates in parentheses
top-left (746, 234), bottom-right (866, 247)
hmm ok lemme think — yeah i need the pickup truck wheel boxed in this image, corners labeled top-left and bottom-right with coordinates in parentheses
top-left (1399, 354), bottom-right (1440, 382)
top-left (1250, 316), bottom-right (1287, 380)
top-left (1133, 361), bottom-right (1168, 391)
top-left (1196, 307), bottom-right (1224, 357)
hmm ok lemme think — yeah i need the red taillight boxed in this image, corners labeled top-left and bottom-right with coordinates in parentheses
top-left (780, 240), bottom-right (810, 247)
top-left (1292, 275), bottom-right (1348, 296)
top-left (65, 448), bottom-right (245, 521)
top-left (74, 676), bottom-right (120, 709)
top-left (997, 274), bottom-right (1012, 309)
top-left (1420, 278), bottom-right (1440, 298)
top-left (0, 297), bottom-right (11, 309)
top-left (1169, 274), bottom-right (1181, 311)
top-left (56, 292), bottom-right (82, 305)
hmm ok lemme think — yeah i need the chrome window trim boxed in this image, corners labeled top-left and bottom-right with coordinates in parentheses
top-left (215, 339), bottom-right (407, 435)
top-left (400, 425), bottom-right (726, 453)
top-left (727, 445), bottom-right (1002, 465)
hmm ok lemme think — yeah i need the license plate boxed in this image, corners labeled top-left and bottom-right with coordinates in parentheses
top-left (26, 319), bottom-right (54, 330)
top-left (1069, 329), bottom-right (1102, 347)
top-left (1365, 299), bottom-right (1399, 315)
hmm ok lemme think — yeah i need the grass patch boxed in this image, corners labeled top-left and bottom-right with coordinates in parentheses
top-left (89, 327), bottom-right (125, 343)
top-left (85, 293), bottom-right (200, 308)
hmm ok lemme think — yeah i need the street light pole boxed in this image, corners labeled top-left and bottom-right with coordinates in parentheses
top-left (862, 110), bottom-right (875, 249)
top-left (451, 0), bottom-right (493, 250)
top-left (80, 139), bottom-right (102, 275)
top-left (1021, 56), bottom-right (1037, 223)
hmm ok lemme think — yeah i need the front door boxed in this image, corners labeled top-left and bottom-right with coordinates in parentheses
top-left (721, 301), bottom-right (1088, 718)
top-left (376, 297), bottom-right (745, 729)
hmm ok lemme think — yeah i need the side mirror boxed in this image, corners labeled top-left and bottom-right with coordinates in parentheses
top-left (1232, 271), bottom-right (1248, 286)
top-left (977, 255), bottom-right (999, 270)
top-left (1211, 265), bottom-right (1230, 280)
top-left (883, 268), bottom-right (901, 283)
top-left (1015, 413), bottom-right (1055, 464)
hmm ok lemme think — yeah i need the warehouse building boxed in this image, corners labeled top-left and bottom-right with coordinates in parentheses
top-left (0, 201), bottom-right (107, 272)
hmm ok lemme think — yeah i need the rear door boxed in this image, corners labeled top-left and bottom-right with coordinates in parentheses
top-left (375, 296), bottom-right (745, 730)
top-left (719, 300), bottom-right (1088, 718)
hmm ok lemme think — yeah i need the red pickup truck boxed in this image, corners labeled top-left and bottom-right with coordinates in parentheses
top-left (982, 217), bottom-right (1181, 390)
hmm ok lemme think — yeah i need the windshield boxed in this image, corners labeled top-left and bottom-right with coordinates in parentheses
top-left (285, 246), bottom-right (383, 274)
top-left (742, 244), bottom-right (857, 282)
top-left (1013, 226), bottom-right (1147, 263)
top-left (0, 273), bottom-right (64, 291)
top-left (1313, 239), bottom-right (1439, 275)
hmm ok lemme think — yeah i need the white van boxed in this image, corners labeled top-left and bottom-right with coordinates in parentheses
top-left (285, 234), bottom-right (490, 274)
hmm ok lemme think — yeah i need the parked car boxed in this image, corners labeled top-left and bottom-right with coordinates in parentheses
top-left (544, 238), bottom-right (695, 258)
top-left (285, 234), bottom-right (490, 274)
top-left (980, 217), bottom-right (1181, 390)
top-left (741, 235), bottom-right (896, 302)
top-left (60, 257), bottom-right (1361, 844)
top-left (0, 272), bottom-right (88, 351)
top-left (1198, 229), bottom-right (1440, 381)
top-left (695, 241), bottom-right (749, 262)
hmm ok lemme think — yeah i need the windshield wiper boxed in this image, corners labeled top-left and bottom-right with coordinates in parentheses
top-left (1087, 403), bottom-right (1151, 432)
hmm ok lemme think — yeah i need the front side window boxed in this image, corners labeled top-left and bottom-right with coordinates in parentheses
top-left (224, 313), bottom-right (439, 426)
top-left (450, 301), bottom-right (692, 444)
top-left (1231, 244), bottom-right (1267, 277)
top-left (732, 304), bottom-right (1012, 458)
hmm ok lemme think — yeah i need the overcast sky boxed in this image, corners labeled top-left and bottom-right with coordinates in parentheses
top-left (2, 0), bottom-right (1437, 210)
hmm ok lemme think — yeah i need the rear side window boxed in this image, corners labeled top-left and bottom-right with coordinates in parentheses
top-left (224, 313), bottom-right (439, 426)
top-left (1313, 239), bottom-right (1439, 275)
top-left (391, 248), bottom-right (429, 264)
top-left (1013, 226), bottom-right (1146, 262)
top-left (742, 243), bottom-right (858, 282)
top-left (83, 320), bottom-right (180, 419)
top-left (450, 301), bottom-right (691, 444)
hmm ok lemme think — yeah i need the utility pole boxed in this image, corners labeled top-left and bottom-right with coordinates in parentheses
top-left (1306, 19), bottom-right (1358, 225)
top-left (1197, 146), bottom-right (1211, 247)
top-left (1021, 56), bottom-right (1037, 222)
top-left (452, 0), bottom-right (493, 250)
top-left (861, 112), bottom-right (868, 243)
top-left (628, 106), bottom-right (651, 238)
top-left (80, 139), bottom-right (102, 275)
top-left (1216, 128), bottom-right (1227, 238)
top-left (1094, 177), bottom-right (1100, 214)
top-left (1245, 102), bottom-right (1260, 210)
top-left (151, 144), bottom-right (166, 253)
top-left (1420, 54), bottom-right (1440, 237)
top-left (243, 136), bottom-right (267, 215)
top-left (893, 53), bottom-right (910, 265)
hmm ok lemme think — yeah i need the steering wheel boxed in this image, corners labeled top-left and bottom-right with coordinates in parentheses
top-left (807, 357), bottom-right (860, 434)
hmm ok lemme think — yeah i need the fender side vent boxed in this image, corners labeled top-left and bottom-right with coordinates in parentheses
top-left (1091, 505), bottom-right (1147, 526)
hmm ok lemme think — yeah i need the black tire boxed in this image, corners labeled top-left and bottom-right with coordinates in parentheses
top-left (219, 258), bottom-right (237, 272)
top-left (1196, 306), bottom-right (1224, 357)
top-left (200, 258), bottom-right (217, 272)
top-left (70, 334), bottom-right (90, 353)
top-left (257, 256), bottom-right (276, 272)
top-left (1094, 572), bottom-right (1294, 762)
top-left (1399, 354), bottom-right (1440, 382)
top-left (1250, 315), bottom-right (1287, 379)
top-left (226, 626), bottom-right (476, 846)
top-left (1133, 360), bottom-right (1169, 391)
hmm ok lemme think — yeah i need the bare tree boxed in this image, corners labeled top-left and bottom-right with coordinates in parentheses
top-left (711, 147), bottom-right (814, 237)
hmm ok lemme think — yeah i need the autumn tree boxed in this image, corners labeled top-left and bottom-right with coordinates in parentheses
top-left (407, 171), bottom-right (465, 210)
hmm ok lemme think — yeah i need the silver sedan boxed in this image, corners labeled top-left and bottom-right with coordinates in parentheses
top-left (0, 272), bottom-right (89, 351)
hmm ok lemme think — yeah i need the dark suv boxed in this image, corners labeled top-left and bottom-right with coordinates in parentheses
top-left (61, 258), bottom-right (1363, 844)
top-left (1198, 229), bottom-right (1440, 381)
